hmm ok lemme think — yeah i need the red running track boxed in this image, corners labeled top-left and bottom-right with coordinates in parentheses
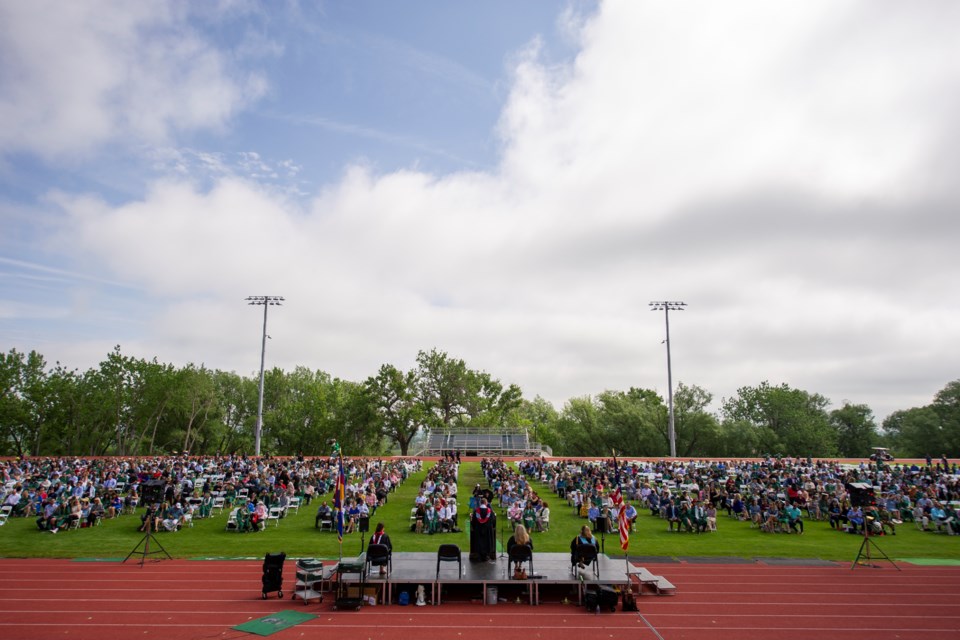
top-left (0, 559), bottom-right (957, 640)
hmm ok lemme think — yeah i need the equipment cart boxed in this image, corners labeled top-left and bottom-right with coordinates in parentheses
top-left (292, 558), bottom-right (334, 604)
top-left (334, 552), bottom-right (366, 611)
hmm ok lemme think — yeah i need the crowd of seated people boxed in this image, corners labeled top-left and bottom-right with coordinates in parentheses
top-left (306, 457), bottom-right (420, 535)
top-left (517, 459), bottom-right (643, 535)
top-left (0, 454), bottom-right (419, 536)
top-left (5, 451), bottom-right (958, 542)
top-left (481, 458), bottom-right (552, 533)
top-left (518, 453), bottom-right (959, 538)
top-left (408, 459), bottom-right (459, 534)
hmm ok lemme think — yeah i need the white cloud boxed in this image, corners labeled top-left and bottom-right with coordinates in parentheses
top-left (0, 1), bottom-right (266, 159)
top-left (35, 0), bottom-right (960, 421)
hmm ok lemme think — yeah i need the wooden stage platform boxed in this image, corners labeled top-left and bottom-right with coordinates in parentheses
top-left (329, 551), bottom-right (659, 606)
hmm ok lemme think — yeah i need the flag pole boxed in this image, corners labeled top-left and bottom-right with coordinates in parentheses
top-left (332, 440), bottom-right (344, 566)
top-left (337, 452), bottom-right (343, 566)
top-left (612, 451), bottom-right (630, 573)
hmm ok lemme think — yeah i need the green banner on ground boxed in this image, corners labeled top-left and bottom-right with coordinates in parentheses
top-left (232, 610), bottom-right (317, 636)
top-left (899, 558), bottom-right (960, 566)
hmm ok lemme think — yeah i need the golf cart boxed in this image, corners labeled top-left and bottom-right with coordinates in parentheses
top-left (869, 447), bottom-right (894, 462)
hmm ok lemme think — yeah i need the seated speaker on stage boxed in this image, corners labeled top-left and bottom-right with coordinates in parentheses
top-left (507, 524), bottom-right (534, 578)
top-left (570, 524), bottom-right (598, 566)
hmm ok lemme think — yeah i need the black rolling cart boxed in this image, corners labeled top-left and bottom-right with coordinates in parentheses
top-left (334, 552), bottom-right (367, 610)
top-left (261, 552), bottom-right (286, 599)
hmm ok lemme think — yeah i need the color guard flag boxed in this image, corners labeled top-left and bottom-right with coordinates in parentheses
top-left (334, 457), bottom-right (345, 543)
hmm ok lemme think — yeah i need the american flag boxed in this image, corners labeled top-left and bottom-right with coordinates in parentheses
top-left (610, 456), bottom-right (630, 552)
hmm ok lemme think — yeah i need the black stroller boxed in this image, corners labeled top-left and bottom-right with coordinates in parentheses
top-left (261, 552), bottom-right (286, 599)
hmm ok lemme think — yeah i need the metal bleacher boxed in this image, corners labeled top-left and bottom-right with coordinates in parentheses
top-left (421, 427), bottom-right (543, 457)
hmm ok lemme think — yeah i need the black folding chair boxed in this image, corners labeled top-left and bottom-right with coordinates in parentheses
top-left (573, 543), bottom-right (599, 575)
top-left (508, 544), bottom-right (534, 578)
top-left (436, 543), bottom-right (462, 579)
top-left (366, 543), bottom-right (392, 576)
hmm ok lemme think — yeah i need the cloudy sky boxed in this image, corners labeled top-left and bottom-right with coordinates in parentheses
top-left (1, 0), bottom-right (958, 421)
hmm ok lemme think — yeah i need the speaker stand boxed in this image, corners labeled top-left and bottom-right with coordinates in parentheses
top-left (124, 516), bottom-right (172, 568)
top-left (851, 527), bottom-right (899, 570)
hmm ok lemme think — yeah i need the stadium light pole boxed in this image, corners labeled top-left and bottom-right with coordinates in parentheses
top-left (649, 301), bottom-right (686, 458)
top-left (246, 295), bottom-right (284, 457)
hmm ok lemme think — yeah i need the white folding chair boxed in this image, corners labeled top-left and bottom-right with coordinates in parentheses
top-left (265, 507), bottom-right (284, 527)
top-left (287, 497), bottom-right (301, 514)
top-left (225, 508), bottom-right (240, 531)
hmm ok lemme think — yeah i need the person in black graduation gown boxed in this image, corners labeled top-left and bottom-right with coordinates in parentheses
top-left (470, 497), bottom-right (497, 562)
top-left (369, 522), bottom-right (393, 575)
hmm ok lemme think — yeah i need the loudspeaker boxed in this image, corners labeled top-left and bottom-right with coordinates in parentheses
top-left (846, 482), bottom-right (876, 508)
top-left (358, 516), bottom-right (370, 533)
top-left (141, 480), bottom-right (165, 505)
top-left (593, 514), bottom-right (608, 534)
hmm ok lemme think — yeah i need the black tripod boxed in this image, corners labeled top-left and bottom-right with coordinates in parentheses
top-left (124, 512), bottom-right (172, 567)
top-left (851, 520), bottom-right (899, 570)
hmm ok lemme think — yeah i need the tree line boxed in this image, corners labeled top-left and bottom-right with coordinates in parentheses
top-left (2, 346), bottom-right (958, 458)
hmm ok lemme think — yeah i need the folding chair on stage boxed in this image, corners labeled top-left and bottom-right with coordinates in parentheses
top-left (436, 544), bottom-right (462, 579)
top-left (509, 544), bottom-right (534, 579)
top-left (366, 543), bottom-right (392, 577)
top-left (572, 543), bottom-right (599, 576)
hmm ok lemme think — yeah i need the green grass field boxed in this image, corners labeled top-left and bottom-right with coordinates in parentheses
top-left (0, 461), bottom-right (955, 561)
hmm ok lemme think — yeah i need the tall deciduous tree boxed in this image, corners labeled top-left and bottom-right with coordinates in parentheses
top-left (170, 364), bottom-right (219, 455)
top-left (830, 403), bottom-right (877, 458)
top-left (598, 388), bottom-right (665, 456)
top-left (365, 364), bottom-right (422, 455)
top-left (0, 349), bottom-right (50, 457)
top-left (932, 380), bottom-right (960, 457)
top-left (553, 396), bottom-right (604, 456)
top-left (211, 370), bottom-right (256, 454)
top-left (883, 407), bottom-right (942, 458)
top-left (415, 349), bottom-right (470, 430)
top-left (414, 348), bottom-right (523, 432)
top-left (671, 383), bottom-right (722, 457)
top-left (512, 396), bottom-right (559, 451)
top-left (721, 381), bottom-right (836, 456)
top-left (881, 381), bottom-right (960, 458)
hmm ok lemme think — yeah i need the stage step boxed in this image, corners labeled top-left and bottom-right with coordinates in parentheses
top-left (630, 567), bottom-right (677, 596)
